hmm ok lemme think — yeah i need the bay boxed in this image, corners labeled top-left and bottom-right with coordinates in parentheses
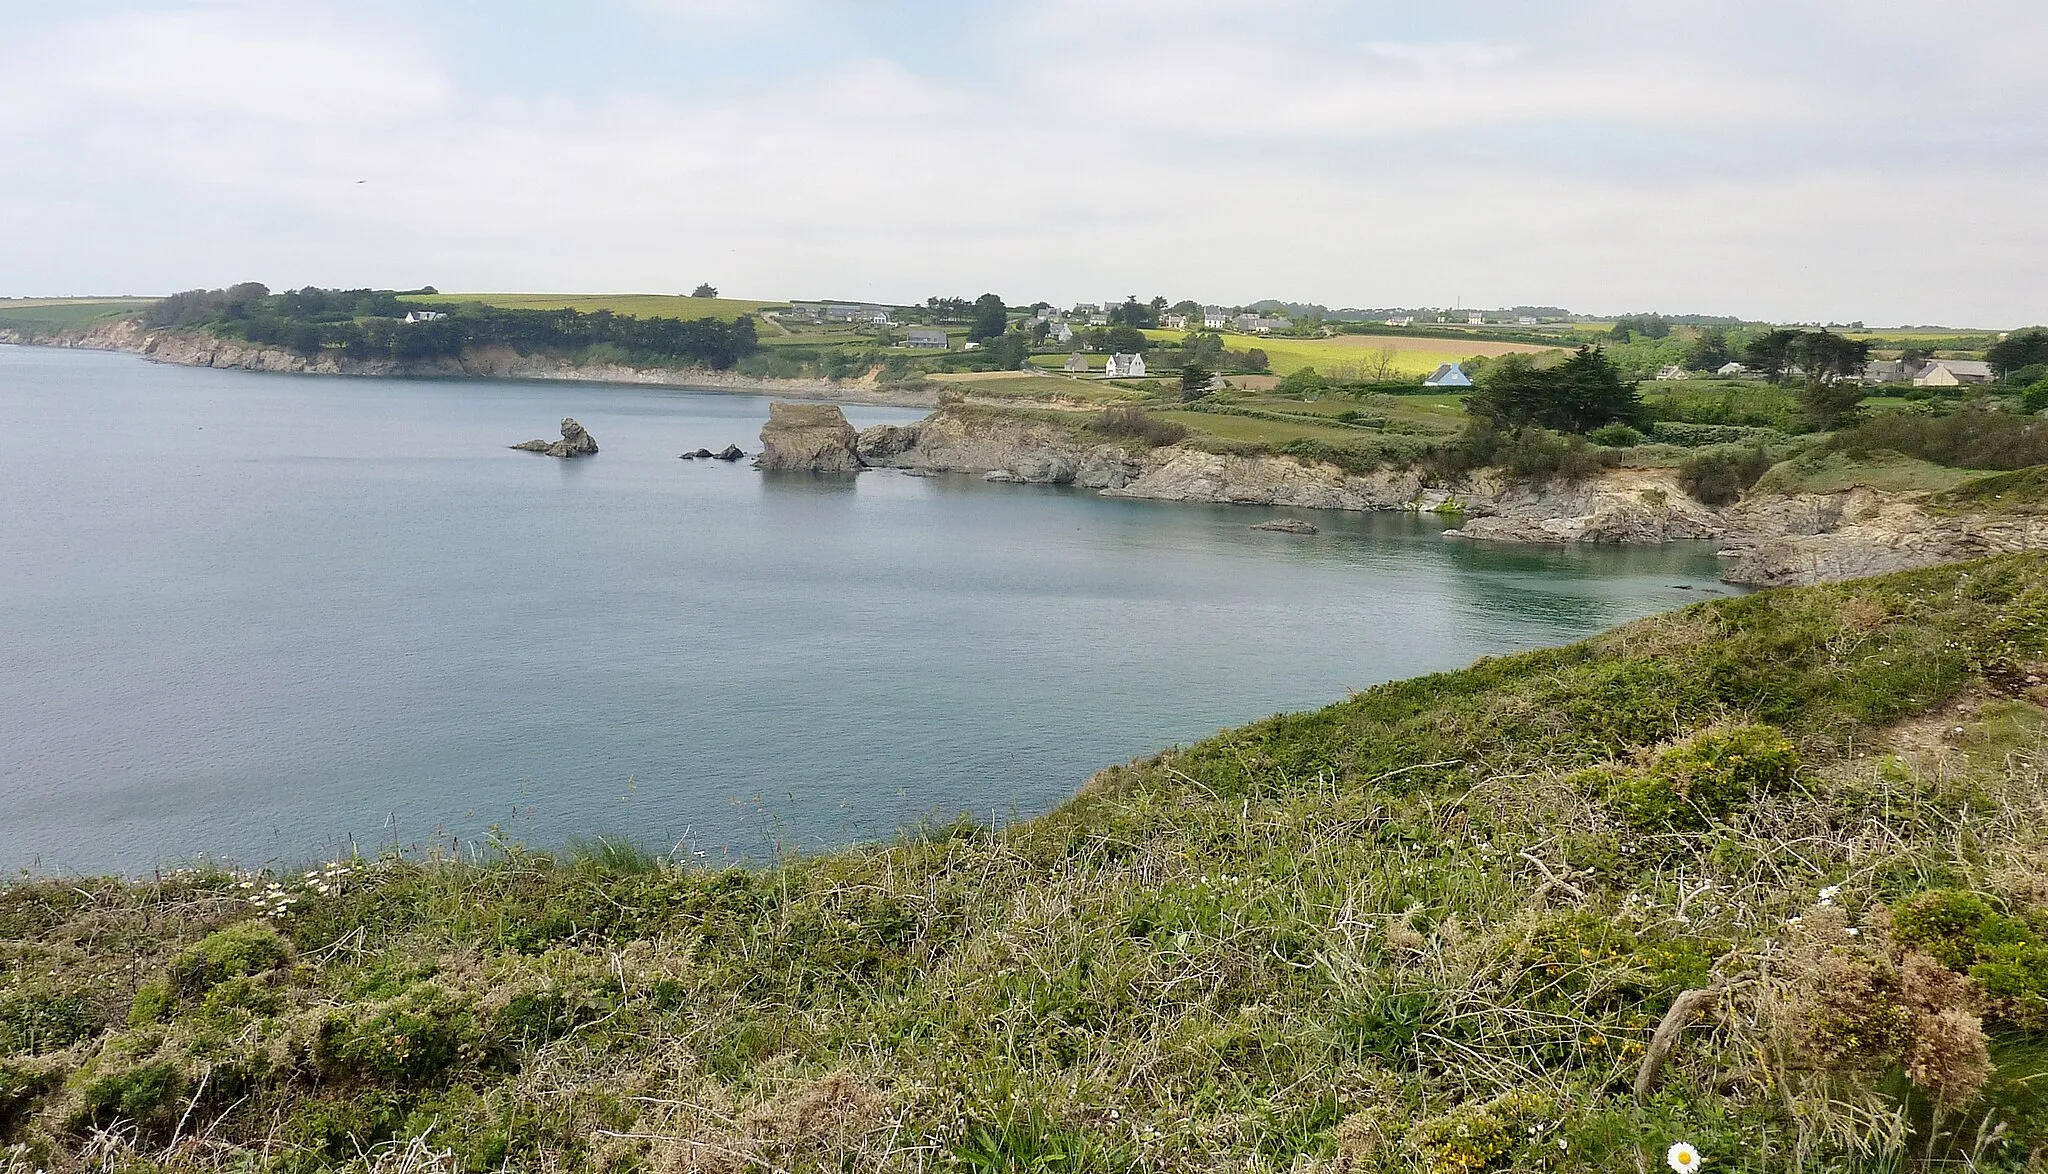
top-left (0, 345), bottom-right (1733, 874)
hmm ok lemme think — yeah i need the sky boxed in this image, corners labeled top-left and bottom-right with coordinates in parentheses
top-left (2, 0), bottom-right (2043, 325)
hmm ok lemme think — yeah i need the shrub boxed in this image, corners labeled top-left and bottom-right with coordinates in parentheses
top-left (1588, 422), bottom-right (1644, 447)
top-left (1892, 889), bottom-right (2048, 1025)
top-left (1405, 1090), bottom-right (1558, 1173)
top-left (168, 922), bottom-right (292, 998)
top-left (1677, 443), bottom-right (1773, 505)
top-left (2021, 381), bottom-right (2048, 415)
top-left (1088, 406), bottom-right (1186, 447)
top-left (1827, 404), bottom-right (2048, 470)
top-left (80, 1061), bottom-right (184, 1134)
top-left (0, 987), bottom-right (96, 1055)
top-left (1275, 367), bottom-right (1329, 398)
top-left (1605, 724), bottom-right (1801, 830)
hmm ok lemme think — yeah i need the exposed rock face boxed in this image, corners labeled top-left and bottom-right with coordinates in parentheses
top-left (1443, 469), bottom-right (1725, 545)
top-left (511, 418), bottom-right (599, 458)
top-left (714, 445), bottom-right (745, 462)
top-left (1252, 518), bottom-right (1319, 534)
top-left (757, 403), bottom-right (861, 472)
top-left (1718, 490), bottom-right (2048, 586)
top-left (861, 408), bottom-right (1143, 489)
top-left (1106, 449), bottom-right (1425, 509)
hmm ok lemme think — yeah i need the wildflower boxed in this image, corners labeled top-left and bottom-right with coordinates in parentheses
top-left (1787, 916), bottom-right (1803, 927)
top-left (1667, 1141), bottom-right (1703, 1172)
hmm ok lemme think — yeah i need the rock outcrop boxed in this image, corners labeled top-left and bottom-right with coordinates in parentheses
top-left (1718, 489), bottom-right (2048, 586)
top-left (511, 418), bottom-right (599, 458)
top-left (1443, 468), bottom-right (1725, 545)
top-left (757, 403), bottom-right (861, 472)
top-left (1105, 448), bottom-right (1426, 510)
top-left (860, 408), bottom-right (1143, 489)
top-left (1252, 519), bottom-right (1319, 534)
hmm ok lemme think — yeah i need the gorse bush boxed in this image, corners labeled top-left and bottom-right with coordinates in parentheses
top-left (1087, 406), bottom-right (1187, 447)
top-left (1597, 724), bottom-right (1801, 831)
top-left (1677, 444), bottom-right (1774, 505)
top-left (1828, 404), bottom-right (2048, 470)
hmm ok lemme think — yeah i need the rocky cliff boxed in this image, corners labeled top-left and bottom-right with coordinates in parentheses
top-left (857, 408), bottom-right (1145, 489)
top-left (757, 403), bottom-right (862, 472)
top-left (1718, 489), bottom-right (2048, 586)
top-left (0, 320), bottom-right (938, 407)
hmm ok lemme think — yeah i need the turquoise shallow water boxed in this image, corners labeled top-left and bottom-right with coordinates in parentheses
top-left (0, 345), bottom-right (1734, 874)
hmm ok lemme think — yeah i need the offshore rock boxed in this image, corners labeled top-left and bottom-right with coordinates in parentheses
top-left (856, 422), bottom-right (920, 463)
top-left (757, 402), bottom-right (861, 472)
top-left (1252, 518), bottom-right (1319, 534)
top-left (715, 445), bottom-right (746, 462)
top-left (512, 417), bottom-right (598, 457)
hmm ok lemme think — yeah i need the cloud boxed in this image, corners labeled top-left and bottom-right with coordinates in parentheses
top-left (1, 0), bottom-right (2044, 324)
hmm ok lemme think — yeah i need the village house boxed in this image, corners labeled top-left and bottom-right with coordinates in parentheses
top-left (1162, 313), bottom-right (1188, 330)
top-left (1064, 353), bottom-right (1089, 373)
top-left (1048, 322), bottom-right (1074, 344)
top-left (1235, 315), bottom-right (1291, 334)
top-left (1423, 362), bottom-right (1472, 388)
top-left (1915, 359), bottom-right (1994, 387)
top-left (1385, 316), bottom-right (1415, 328)
top-left (1203, 308), bottom-right (1231, 330)
top-left (1861, 358), bottom-right (1909, 384)
top-left (1655, 365), bottom-right (1690, 381)
top-left (905, 328), bottom-right (948, 349)
top-left (1467, 312), bottom-right (1486, 326)
top-left (1716, 361), bottom-right (1753, 378)
top-left (403, 310), bottom-right (447, 324)
top-left (1106, 353), bottom-right (1147, 377)
top-left (1517, 316), bottom-right (1539, 326)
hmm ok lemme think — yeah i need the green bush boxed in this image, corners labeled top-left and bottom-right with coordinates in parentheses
top-left (168, 921), bottom-right (292, 997)
top-left (1892, 890), bottom-right (2048, 1024)
top-left (1088, 406), bottom-right (1187, 447)
top-left (1677, 443), bottom-right (1773, 505)
top-left (80, 1061), bottom-right (184, 1133)
top-left (1588, 422), bottom-right (1645, 447)
top-left (127, 978), bottom-right (174, 1027)
top-left (1827, 404), bottom-right (2048, 470)
top-left (0, 987), bottom-right (96, 1055)
top-left (1606, 724), bottom-right (1801, 830)
top-left (1892, 890), bottom-right (1998, 969)
top-left (2020, 381), bottom-right (2048, 415)
top-left (314, 984), bottom-right (481, 1085)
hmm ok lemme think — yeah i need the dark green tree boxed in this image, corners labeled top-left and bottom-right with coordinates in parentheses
top-left (1180, 362), bottom-right (1213, 401)
top-left (1466, 347), bottom-right (1640, 434)
top-left (1743, 330), bottom-right (1802, 385)
top-left (968, 294), bottom-right (1007, 343)
top-left (1988, 328), bottom-right (2048, 378)
top-left (1103, 325), bottom-right (1147, 353)
top-left (1681, 327), bottom-right (1733, 372)
top-left (983, 330), bottom-right (1030, 370)
top-left (690, 283), bottom-right (718, 298)
top-left (1108, 297), bottom-right (1157, 330)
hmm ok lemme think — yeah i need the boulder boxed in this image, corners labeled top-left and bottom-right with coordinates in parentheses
top-left (1252, 518), bottom-right (1319, 534)
top-left (512, 417), bottom-right (599, 458)
top-left (715, 445), bottom-right (745, 462)
top-left (856, 422), bottom-right (920, 462)
top-left (756, 402), bottom-right (861, 472)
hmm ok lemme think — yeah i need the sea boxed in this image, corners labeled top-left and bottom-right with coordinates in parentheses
top-left (0, 345), bottom-right (1734, 874)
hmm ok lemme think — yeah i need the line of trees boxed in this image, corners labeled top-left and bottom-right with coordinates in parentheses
top-left (142, 286), bottom-right (760, 369)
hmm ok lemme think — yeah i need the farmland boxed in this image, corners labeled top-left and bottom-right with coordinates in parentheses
top-left (406, 292), bottom-right (786, 323)
top-left (0, 297), bottom-right (152, 330)
top-left (1138, 329), bottom-right (1560, 377)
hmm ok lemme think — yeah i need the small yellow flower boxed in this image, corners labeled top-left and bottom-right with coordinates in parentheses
top-left (1667, 1141), bottom-right (1703, 1173)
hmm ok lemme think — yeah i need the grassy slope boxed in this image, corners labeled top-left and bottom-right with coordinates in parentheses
top-left (0, 299), bottom-right (152, 331)
top-left (406, 293), bottom-right (786, 324)
top-left (1138, 331), bottom-right (1561, 378)
top-left (8, 558), bottom-right (2048, 1172)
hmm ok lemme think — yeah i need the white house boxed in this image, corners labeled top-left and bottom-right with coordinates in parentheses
top-left (1467, 312), bottom-right (1486, 325)
top-left (1716, 361), bottom-right (1752, 378)
top-left (1385, 316), bottom-right (1415, 328)
top-left (1423, 363), bottom-right (1472, 388)
top-left (1655, 365), bottom-right (1691, 381)
top-left (1064, 352), bottom-right (1089, 373)
top-left (1915, 359), bottom-right (1994, 387)
top-left (1203, 308), bottom-right (1230, 330)
top-left (403, 310), bottom-right (447, 324)
top-left (905, 328), bottom-right (948, 349)
top-left (1517, 316), bottom-right (1539, 326)
top-left (1048, 323), bottom-right (1074, 344)
top-left (1162, 314), bottom-right (1188, 330)
top-left (1105, 353), bottom-right (1147, 377)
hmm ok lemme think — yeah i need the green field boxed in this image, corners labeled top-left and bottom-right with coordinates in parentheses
top-left (408, 292), bottom-right (786, 323)
top-left (1139, 329), bottom-right (1560, 378)
top-left (0, 297), bottom-right (152, 330)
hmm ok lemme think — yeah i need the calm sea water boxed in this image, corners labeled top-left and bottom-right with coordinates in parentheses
top-left (0, 345), bottom-right (1733, 874)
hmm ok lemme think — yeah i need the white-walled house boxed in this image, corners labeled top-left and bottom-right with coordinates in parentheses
top-left (1064, 353), bottom-right (1090, 372)
top-left (1106, 353), bottom-right (1147, 377)
top-left (1385, 316), bottom-right (1415, 327)
top-left (1423, 363), bottom-right (1472, 388)
top-left (1162, 314), bottom-right (1188, 330)
top-left (1048, 323), bottom-right (1074, 343)
top-left (905, 328), bottom-right (948, 349)
top-left (1203, 308), bottom-right (1230, 330)
top-left (1915, 359), bottom-right (1994, 387)
top-left (1467, 312), bottom-right (1486, 325)
top-left (403, 310), bottom-right (447, 324)
top-left (1655, 365), bottom-right (1691, 381)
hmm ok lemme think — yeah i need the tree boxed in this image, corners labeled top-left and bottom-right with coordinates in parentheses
top-left (1612, 313), bottom-right (1672, 341)
top-left (1180, 362), bottom-right (1213, 401)
top-left (1108, 297), bottom-right (1157, 330)
top-left (1681, 327), bottom-right (1733, 373)
top-left (1275, 367), bottom-right (1329, 398)
top-left (1169, 299), bottom-right (1202, 319)
top-left (691, 283), bottom-right (718, 298)
top-left (983, 330), bottom-right (1030, 371)
top-left (1989, 328), bottom-right (2048, 378)
top-left (1743, 329), bottom-right (1802, 385)
top-left (1181, 331), bottom-right (1223, 364)
top-left (1103, 324), bottom-right (1147, 353)
top-left (968, 293), bottom-right (1007, 343)
top-left (1465, 347), bottom-right (1641, 434)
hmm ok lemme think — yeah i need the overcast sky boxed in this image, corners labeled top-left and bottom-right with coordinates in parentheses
top-left (3, 0), bottom-right (2042, 325)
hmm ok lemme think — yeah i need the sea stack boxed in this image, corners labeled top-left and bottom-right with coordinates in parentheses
top-left (756, 402), bottom-right (862, 472)
top-left (512, 417), bottom-right (599, 458)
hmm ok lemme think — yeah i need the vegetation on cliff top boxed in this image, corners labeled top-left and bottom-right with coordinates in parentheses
top-left (9, 556), bottom-right (2048, 1171)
